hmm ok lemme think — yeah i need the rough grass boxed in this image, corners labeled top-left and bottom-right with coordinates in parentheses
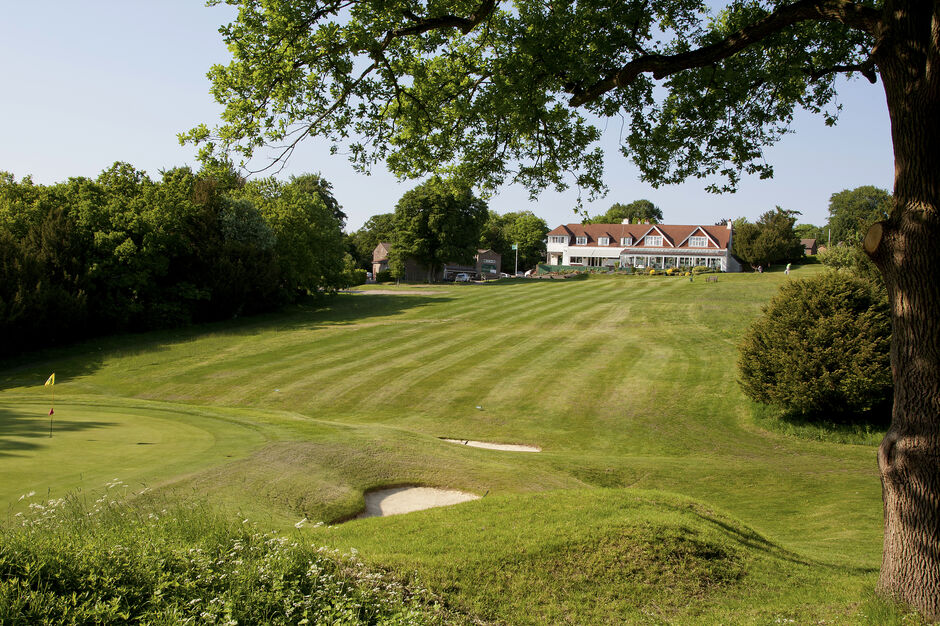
top-left (0, 490), bottom-right (453, 625)
top-left (0, 267), bottom-right (898, 623)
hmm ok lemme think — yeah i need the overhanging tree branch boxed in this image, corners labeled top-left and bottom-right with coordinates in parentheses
top-left (388, 0), bottom-right (499, 42)
top-left (569, 0), bottom-right (881, 106)
top-left (807, 56), bottom-right (878, 82)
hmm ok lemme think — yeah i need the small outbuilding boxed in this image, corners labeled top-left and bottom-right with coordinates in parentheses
top-left (372, 243), bottom-right (501, 281)
top-left (372, 242), bottom-right (392, 277)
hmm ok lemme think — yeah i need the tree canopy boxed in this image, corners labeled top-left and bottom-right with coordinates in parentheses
top-left (732, 207), bottom-right (804, 268)
top-left (586, 200), bottom-right (663, 224)
top-left (794, 223), bottom-right (825, 243)
top-left (0, 165), bottom-right (345, 356)
top-left (236, 175), bottom-right (347, 296)
top-left (479, 210), bottom-right (548, 272)
top-left (390, 177), bottom-right (488, 281)
top-left (187, 0), bottom-right (875, 200)
top-left (826, 186), bottom-right (892, 244)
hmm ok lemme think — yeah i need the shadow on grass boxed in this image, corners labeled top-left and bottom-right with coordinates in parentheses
top-left (751, 402), bottom-right (889, 446)
top-left (0, 293), bottom-right (450, 392)
top-left (0, 406), bottom-right (116, 458)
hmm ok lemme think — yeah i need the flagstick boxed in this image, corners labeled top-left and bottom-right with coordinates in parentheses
top-left (49, 386), bottom-right (54, 438)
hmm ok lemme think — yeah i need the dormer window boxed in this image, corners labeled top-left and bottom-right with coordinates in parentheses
top-left (644, 235), bottom-right (663, 247)
top-left (689, 236), bottom-right (707, 248)
top-left (621, 237), bottom-right (633, 246)
top-left (548, 235), bottom-right (568, 244)
top-left (598, 237), bottom-right (610, 246)
top-left (575, 236), bottom-right (588, 245)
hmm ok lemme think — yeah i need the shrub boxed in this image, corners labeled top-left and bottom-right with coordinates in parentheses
top-left (348, 268), bottom-right (368, 286)
top-left (818, 243), bottom-right (882, 285)
top-left (375, 269), bottom-right (392, 282)
top-left (737, 271), bottom-right (892, 421)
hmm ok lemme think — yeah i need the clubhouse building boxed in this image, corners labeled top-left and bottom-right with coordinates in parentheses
top-left (545, 221), bottom-right (740, 271)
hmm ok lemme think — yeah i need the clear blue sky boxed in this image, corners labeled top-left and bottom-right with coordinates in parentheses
top-left (1, 1), bottom-right (894, 232)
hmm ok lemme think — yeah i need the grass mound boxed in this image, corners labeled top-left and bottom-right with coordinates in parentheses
top-left (317, 489), bottom-right (795, 624)
top-left (0, 489), bottom-right (454, 625)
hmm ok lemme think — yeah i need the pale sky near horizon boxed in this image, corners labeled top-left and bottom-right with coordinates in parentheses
top-left (1, 1), bottom-right (894, 232)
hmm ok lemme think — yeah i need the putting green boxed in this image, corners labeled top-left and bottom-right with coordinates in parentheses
top-left (0, 394), bottom-right (268, 506)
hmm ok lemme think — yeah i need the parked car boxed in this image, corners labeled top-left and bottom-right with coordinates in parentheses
top-left (455, 272), bottom-right (471, 282)
top-left (499, 272), bottom-right (510, 278)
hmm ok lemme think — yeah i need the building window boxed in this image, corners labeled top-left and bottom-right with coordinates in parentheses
top-left (598, 237), bottom-right (610, 245)
top-left (569, 256), bottom-right (584, 265)
top-left (620, 237), bottom-right (633, 246)
top-left (688, 236), bottom-right (707, 248)
top-left (575, 236), bottom-right (588, 245)
top-left (644, 235), bottom-right (663, 247)
top-left (548, 235), bottom-right (568, 244)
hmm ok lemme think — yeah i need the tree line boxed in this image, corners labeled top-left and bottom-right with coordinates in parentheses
top-left (0, 163), bottom-right (349, 357)
top-left (727, 186), bottom-right (892, 270)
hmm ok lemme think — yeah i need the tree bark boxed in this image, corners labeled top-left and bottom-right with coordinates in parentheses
top-left (867, 2), bottom-right (940, 616)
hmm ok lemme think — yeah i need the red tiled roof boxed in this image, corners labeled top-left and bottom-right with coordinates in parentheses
top-left (546, 223), bottom-right (731, 249)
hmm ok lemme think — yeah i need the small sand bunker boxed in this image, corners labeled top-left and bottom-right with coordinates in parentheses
top-left (356, 486), bottom-right (479, 519)
top-left (441, 438), bottom-right (541, 452)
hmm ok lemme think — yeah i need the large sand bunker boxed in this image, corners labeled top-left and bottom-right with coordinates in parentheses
top-left (441, 438), bottom-right (541, 452)
top-left (356, 486), bottom-right (479, 518)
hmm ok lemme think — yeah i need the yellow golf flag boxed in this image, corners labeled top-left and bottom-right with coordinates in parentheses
top-left (44, 373), bottom-right (55, 386)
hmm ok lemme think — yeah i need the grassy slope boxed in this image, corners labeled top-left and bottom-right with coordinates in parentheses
top-left (0, 267), bottom-right (887, 622)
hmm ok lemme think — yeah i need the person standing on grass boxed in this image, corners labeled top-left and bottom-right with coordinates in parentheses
top-left (785, 262), bottom-right (791, 275)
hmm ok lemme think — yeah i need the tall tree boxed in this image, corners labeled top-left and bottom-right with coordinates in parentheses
top-left (504, 211), bottom-right (549, 271)
top-left (348, 212), bottom-right (397, 268)
top-left (827, 185), bottom-right (892, 244)
top-left (479, 210), bottom-right (548, 272)
top-left (286, 173), bottom-right (347, 228)
top-left (190, 0), bottom-right (940, 615)
top-left (391, 178), bottom-right (488, 282)
top-left (237, 175), bottom-right (346, 296)
top-left (794, 223), bottom-right (825, 243)
top-left (733, 207), bottom-right (805, 268)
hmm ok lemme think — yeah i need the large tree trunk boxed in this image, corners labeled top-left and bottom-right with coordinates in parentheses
top-left (866, 2), bottom-right (940, 616)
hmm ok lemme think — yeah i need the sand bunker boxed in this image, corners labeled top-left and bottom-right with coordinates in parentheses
top-left (441, 438), bottom-right (541, 452)
top-left (356, 486), bottom-right (479, 518)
